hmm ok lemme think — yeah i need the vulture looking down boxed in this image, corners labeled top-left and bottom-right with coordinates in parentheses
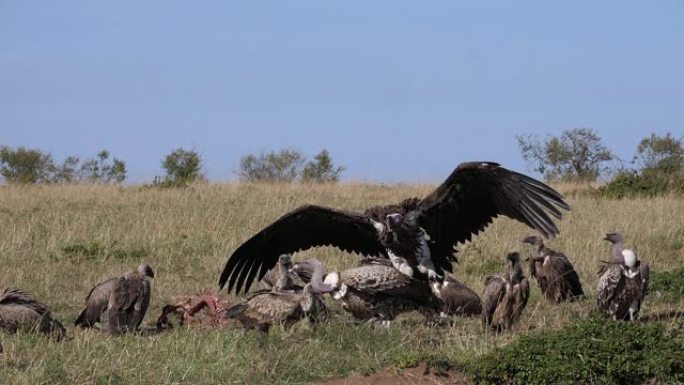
top-left (75, 264), bottom-right (154, 334)
top-left (219, 162), bottom-right (571, 294)
top-left (260, 254), bottom-right (307, 291)
top-left (315, 258), bottom-right (439, 325)
top-left (431, 275), bottom-right (482, 317)
top-left (597, 233), bottom-right (648, 321)
top-left (522, 235), bottom-right (584, 303)
top-left (0, 288), bottom-right (66, 339)
top-left (481, 252), bottom-right (530, 332)
top-left (225, 259), bottom-right (333, 332)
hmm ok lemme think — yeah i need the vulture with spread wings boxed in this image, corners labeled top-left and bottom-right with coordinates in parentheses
top-left (220, 162), bottom-right (571, 294)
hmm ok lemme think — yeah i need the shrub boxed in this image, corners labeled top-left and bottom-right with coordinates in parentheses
top-left (650, 268), bottom-right (684, 302)
top-left (302, 150), bottom-right (344, 183)
top-left (462, 314), bottom-right (684, 385)
top-left (238, 149), bottom-right (304, 182)
top-left (79, 150), bottom-right (127, 183)
top-left (0, 146), bottom-right (54, 184)
top-left (160, 148), bottom-right (204, 186)
top-left (600, 170), bottom-right (684, 198)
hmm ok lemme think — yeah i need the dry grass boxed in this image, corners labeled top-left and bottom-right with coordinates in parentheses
top-left (0, 183), bottom-right (683, 384)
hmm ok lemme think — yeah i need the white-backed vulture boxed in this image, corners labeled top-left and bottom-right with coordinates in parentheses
top-left (481, 252), bottom-right (530, 331)
top-left (316, 258), bottom-right (439, 325)
top-left (431, 275), bottom-right (482, 316)
top-left (224, 259), bottom-right (333, 332)
top-left (522, 235), bottom-right (584, 303)
top-left (75, 264), bottom-right (154, 334)
top-left (260, 254), bottom-right (307, 291)
top-left (597, 232), bottom-right (648, 320)
top-left (0, 288), bottom-right (65, 339)
top-left (219, 162), bottom-right (570, 295)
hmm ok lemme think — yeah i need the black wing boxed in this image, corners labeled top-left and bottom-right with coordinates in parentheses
top-left (219, 205), bottom-right (386, 294)
top-left (418, 162), bottom-right (570, 270)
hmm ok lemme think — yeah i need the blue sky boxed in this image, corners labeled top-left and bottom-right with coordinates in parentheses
top-left (2, 1), bottom-right (682, 183)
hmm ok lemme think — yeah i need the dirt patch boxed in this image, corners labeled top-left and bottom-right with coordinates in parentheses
top-left (316, 364), bottom-right (472, 385)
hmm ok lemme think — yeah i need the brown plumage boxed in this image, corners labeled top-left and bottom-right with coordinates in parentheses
top-left (0, 288), bottom-right (65, 339)
top-left (220, 162), bottom-right (570, 294)
top-left (319, 259), bottom-right (439, 324)
top-left (432, 275), bottom-right (482, 316)
top-left (106, 264), bottom-right (154, 334)
top-left (225, 259), bottom-right (333, 332)
top-left (522, 235), bottom-right (584, 303)
top-left (260, 254), bottom-right (307, 291)
top-left (597, 233), bottom-right (647, 320)
top-left (75, 264), bottom-right (154, 333)
top-left (481, 252), bottom-right (530, 331)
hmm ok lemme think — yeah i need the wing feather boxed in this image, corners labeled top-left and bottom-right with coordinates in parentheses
top-left (418, 162), bottom-right (570, 271)
top-left (220, 205), bottom-right (386, 294)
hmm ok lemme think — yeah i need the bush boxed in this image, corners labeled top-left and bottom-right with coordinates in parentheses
top-left (600, 170), bottom-right (684, 198)
top-left (650, 268), bottom-right (684, 302)
top-left (0, 146), bottom-right (54, 184)
top-left (462, 314), bottom-right (684, 385)
top-left (302, 150), bottom-right (344, 183)
top-left (238, 149), bottom-right (344, 183)
top-left (160, 148), bottom-right (204, 186)
top-left (79, 150), bottom-right (127, 183)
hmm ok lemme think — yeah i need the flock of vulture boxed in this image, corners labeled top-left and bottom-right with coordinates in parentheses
top-left (0, 162), bottom-right (651, 354)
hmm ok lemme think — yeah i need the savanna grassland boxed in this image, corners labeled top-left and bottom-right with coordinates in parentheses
top-left (1, 183), bottom-right (683, 385)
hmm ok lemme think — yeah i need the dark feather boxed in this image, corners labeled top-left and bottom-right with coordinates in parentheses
top-left (219, 205), bottom-right (387, 293)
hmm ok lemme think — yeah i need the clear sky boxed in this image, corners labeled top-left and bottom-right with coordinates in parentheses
top-left (2, 1), bottom-right (682, 183)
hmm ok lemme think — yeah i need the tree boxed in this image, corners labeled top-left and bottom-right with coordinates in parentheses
top-left (51, 156), bottom-right (81, 183)
top-left (302, 150), bottom-right (344, 182)
top-left (0, 146), bottom-right (54, 184)
top-left (633, 132), bottom-right (684, 175)
top-left (79, 150), bottom-right (127, 183)
top-left (517, 128), bottom-right (614, 182)
top-left (161, 148), bottom-right (204, 186)
top-left (238, 149), bottom-right (305, 182)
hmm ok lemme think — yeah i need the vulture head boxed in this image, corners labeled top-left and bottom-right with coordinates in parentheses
top-left (138, 263), bottom-right (155, 279)
top-left (278, 254), bottom-right (293, 268)
top-left (385, 213), bottom-right (404, 232)
top-left (603, 232), bottom-right (624, 244)
top-left (506, 252), bottom-right (524, 283)
top-left (522, 235), bottom-right (543, 247)
top-left (292, 259), bottom-right (335, 294)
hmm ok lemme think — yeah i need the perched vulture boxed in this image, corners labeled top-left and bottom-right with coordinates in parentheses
top-left (260, 254), bottom-right (307, 291)
top-left (431, 275), bottom-right (482, 316)
top-left (0, 288), bottom-right (66, 339)
top-left (314, 258), bottom-right (439, 325)
top-left (481, 252), bottom-right (530, 331)
top-left (75, 264), bottom-right (154, 334)
top-left (219, 162), bottom-right (571, 295)
top-left (522, 235), bottom-right (584, 303)
top-left (225, 259), bottom-right (333, 332)
top-left (597, 233), bottom-right (648, 321)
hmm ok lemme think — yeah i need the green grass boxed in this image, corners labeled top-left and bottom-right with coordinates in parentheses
top-left (1, 183), bottom-right (684, 384)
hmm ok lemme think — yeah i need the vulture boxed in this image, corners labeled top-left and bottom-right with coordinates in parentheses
top-left (597, 232), bottom-right (649, 321)
top-left (260, 254), bottom-right (307, 291)
top-left (522, 235), bottom-right (584, 303)
top-left (219, 162), bottom-right (571, 295)
top-left (75, 263), bottom-right (154, 334)
top-left (481, 252), bottom-right (530, 332)
top-left (312, 258), bottom-right (440, 325)
top-left (0, 288), bottom-right (66, 339)
top-left (431, 275), bottom-right (482, 316)
top-left (224, 259), bottom-right (333, 332)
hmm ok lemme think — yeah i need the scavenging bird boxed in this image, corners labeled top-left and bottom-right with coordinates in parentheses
top-left (0, 288), bottom-right (66, 340)
top-left (481, 252), bottom-right (530, 332)
top-left (522, 235), bottom-right (584, 303)
top-left (219, 162), bottom-right (571, 295)
top-left (597, 232), bottom-right (649, 321)
top-left (224, 259), bottom-right (332, 332)
top-left (298, 258), bottom-right (439, 326)
top-left (75, 264), bottom-right (154, 334)
top-left (260, 254), bottom-right (307, 291)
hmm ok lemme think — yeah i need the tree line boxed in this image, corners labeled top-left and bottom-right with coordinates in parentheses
top-left (0, 146), bottom-right (344, 186)
top-left (516, 129), bottom-right (684, 196)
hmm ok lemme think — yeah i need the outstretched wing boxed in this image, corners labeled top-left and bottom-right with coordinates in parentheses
top-left (418, 162), bottom-right (571, 270)
top-left (219, 205), bottom-right (386, 294)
